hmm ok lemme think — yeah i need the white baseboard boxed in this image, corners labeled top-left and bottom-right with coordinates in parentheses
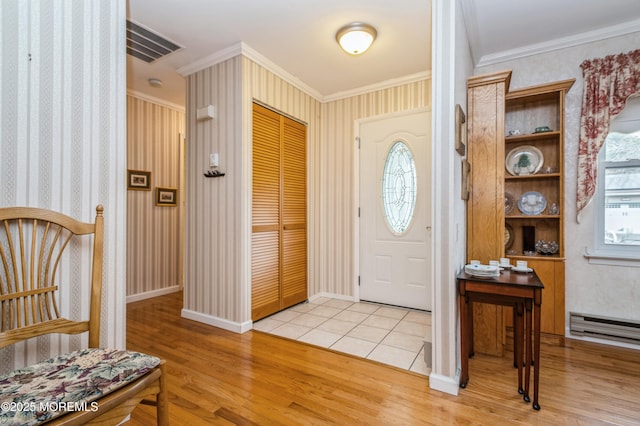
top-left (126, 285), bottom-right (181, 303)
top-left (428, 372), bottom-right (460, 396)
top-left (181, 308), bottom-right (252, 334)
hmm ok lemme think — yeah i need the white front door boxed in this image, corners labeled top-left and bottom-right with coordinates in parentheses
top-left (359, 110), bottom-right (431, 310)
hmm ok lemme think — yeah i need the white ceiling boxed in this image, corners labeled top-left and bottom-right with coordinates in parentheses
top-left (126, 0), bottom-right (640, 108)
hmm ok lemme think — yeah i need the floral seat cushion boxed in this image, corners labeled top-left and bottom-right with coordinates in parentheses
top-left (0, 348), bottom-right (160, 425)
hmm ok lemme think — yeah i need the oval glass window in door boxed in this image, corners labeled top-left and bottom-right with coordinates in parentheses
top-left (382, 140), bottom-right (417, 235)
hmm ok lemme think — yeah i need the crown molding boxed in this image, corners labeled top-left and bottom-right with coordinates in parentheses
top-left (176, 41), bottom-right (323, 101)
top-left (176, 42), bottom-right (243, 77)
top-left (175, 41), bottom-right (430, 103)
top-left (323, 71), bottom-right (431, 103)
top-left (476, 19), bottom-right (640, 67)
top-left (240, 42), bottom-right (324, 101)
top-left (127, 89), bottom-right (185, 112)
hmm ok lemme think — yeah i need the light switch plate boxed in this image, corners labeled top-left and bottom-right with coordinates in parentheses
top-left (209, 153), bottom-right (219, 167)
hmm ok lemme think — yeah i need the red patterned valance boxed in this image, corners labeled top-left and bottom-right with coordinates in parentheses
top-left (576, 49), bottom-right (640, 222)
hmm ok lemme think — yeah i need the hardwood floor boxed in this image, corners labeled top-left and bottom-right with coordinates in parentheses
top-left (127, 292), bottom-right (640, 425)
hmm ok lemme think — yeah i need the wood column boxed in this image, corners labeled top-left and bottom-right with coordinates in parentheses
top-left (466, 70), bottom-right (512, 356)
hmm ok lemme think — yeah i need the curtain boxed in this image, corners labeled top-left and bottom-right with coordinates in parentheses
top-left (576, 49), bottom-right (640, 222)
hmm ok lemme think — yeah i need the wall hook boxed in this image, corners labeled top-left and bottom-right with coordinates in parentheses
top-left (204, 170), bottom-right (225, 178)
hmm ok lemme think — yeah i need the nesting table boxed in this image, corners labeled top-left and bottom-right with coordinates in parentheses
top-left (457, 268), bottom-right (544, 410)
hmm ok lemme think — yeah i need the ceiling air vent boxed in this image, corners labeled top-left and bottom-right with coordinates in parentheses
top-left (126, 20), bottom-right (181, 63)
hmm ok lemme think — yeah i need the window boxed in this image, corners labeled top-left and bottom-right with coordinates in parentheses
top-left (382, 140), bottom-right (417, 235)
top-left (601, 135), bottom-right (640, 246)
top-left (593, 98), bottom-right (640, 260)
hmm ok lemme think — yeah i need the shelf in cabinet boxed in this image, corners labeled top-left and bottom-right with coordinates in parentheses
top-left (505, 131), bottom-right (560, 143)
top-left (505, 173), bottom-right (560, 180)
top-left (506, 214), bottom-right (560, 219)
top-left (506, 254), bottom-right (565, 261)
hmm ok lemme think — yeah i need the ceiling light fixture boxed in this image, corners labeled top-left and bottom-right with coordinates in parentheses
top-left (335, 22), bottom-right (377, 55)
top-left (148, 78), bottom-right (163, 87)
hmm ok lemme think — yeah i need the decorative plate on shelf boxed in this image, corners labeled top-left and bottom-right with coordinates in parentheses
top-left (505, 145), bottom-right (544, 176)
top-left (505, 223), bottom-right (514, 249)
top-left (504, 192), bottom-right (515, 215)
top-left (518, 191), bottom-right (547, 216)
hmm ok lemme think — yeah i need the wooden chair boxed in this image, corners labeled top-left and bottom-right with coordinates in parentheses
top-left (0, 205), bottom-right (168, 425)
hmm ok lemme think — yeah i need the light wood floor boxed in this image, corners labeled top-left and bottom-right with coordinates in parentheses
top-left (127, 292), bottom-right (640, 425)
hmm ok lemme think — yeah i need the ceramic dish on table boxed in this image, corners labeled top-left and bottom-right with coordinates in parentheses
top-left (464, 264), bottom-right (500, 278)
top-left (505, 145), bottom-right (544, 176)
top-left (511, 266), bottom-right (533, 273)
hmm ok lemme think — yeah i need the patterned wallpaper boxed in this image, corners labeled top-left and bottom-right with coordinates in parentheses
top-left (0, 0), bottom-right (126, 372)
top-left (183, 57), bottom-right (246, 327)
top-left (126, 95), bottom-right (185, 300)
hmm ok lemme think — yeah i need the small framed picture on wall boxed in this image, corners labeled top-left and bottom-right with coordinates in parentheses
top-left (155, 187), bottom-right (177, 207)
top-left (127, 169), bottom-right (151, 191)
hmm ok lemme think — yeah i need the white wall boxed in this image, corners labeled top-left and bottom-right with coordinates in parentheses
top-left (0, 0), bottom-right (127, 372)
top-left (476, 32), bottom-right (640, 338)
top-left (428, 0), bottom-right (475, 395)
top-left (454, 2), bottom-right (475, 279)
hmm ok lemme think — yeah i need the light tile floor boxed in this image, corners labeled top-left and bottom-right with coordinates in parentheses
top-left (253, 297), bottom-right (432, 376)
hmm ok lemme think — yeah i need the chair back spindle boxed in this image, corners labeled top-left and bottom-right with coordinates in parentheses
top-left (0, 205), bottom-right (104, 349)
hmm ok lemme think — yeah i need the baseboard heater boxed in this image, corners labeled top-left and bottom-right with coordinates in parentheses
top-left (570, 312), bottom-right (640, 344)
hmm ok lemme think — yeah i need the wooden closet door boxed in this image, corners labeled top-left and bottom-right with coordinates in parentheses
top-left (251, 103), bottom-right (307, 321)
top-left (252, 105), bottom-right (282, 320)
top-left (282, 117), bottom-right (307, 308)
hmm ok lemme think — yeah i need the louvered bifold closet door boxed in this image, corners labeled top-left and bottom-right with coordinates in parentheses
top-left (251, 105), bottom-right (282, 320)
top-left (282, 117), bottom-right (307, 308)
top-left (251, 103), bottom-right (308, 321)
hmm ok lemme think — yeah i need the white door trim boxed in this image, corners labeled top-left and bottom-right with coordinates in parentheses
top-left (353, 107), bottom-right (432, 304)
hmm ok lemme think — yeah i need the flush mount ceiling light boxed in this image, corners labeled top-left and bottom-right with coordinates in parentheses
top-left (148, 78), bottom-right (163, 87)
top-left (335, 22), bottom-right (377, 55)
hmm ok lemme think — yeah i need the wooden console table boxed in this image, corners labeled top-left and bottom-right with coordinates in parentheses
top-left (457, 269), bottom-right (544, 410)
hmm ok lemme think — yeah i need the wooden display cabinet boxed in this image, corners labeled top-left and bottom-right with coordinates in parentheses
top-left (503, 79), bottom-right (574, 337)
top-left (466, 71), bottom-right (574, 355)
